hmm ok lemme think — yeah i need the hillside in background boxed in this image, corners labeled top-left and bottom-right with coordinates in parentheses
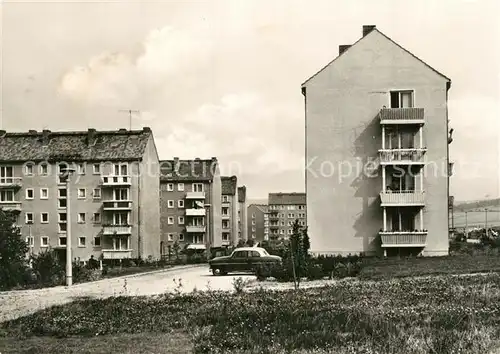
top-left (454, 198), bottom-right (500, 212)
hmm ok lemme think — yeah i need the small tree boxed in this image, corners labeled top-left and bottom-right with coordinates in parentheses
top-left (245, 239), bottom-right (255, 247)
top-left (172, 241), bottom-right (180, 260)
top-left (237, 239), bottom-right (245, 247)
top-left (0, 210), bottom-right (29, 290)
top-left (289, 220), bottom-right (310, 289)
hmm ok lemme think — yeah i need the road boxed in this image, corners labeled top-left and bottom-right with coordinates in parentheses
top-left (0, 264), bottom-right (256, 323)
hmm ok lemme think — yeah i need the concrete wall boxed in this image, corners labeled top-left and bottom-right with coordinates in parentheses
top-left (304, 29), bottom-right (449, 256)
top-left (211, 168), bottom-right (222, 247)
top-left (238, 200), bottom-right (248, 241)
top-left (247, 205), bottom-right (266, 242)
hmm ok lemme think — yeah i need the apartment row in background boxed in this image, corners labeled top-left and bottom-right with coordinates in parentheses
top-left (247, 192), bottom-right (306, 242)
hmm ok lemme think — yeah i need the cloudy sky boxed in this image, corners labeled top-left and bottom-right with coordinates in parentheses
top-left (1, 0), bottom-right (499, 201)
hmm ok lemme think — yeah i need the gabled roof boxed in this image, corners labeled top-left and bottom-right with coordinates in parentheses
top-left (160, 157), bottom-right (217, 182)
top-left (248, 204), bottom-right (269, 213)
top-left (0, 128), bottom-right (152, 162)
top-left (221, 176), bottom-right (237, 195)
top-left (269, 192), bottom-right (306, 205)
top-left (301, 26), bottom-right (451, 89)
top-left (237, 186), bottom-right (246, 203)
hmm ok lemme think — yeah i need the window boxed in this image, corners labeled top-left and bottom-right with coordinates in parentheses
top-left (252, 233), bottom-right (256, 239)
top-left (252, 213), bottom-right (255, 218)
top-left (78, 237), bottom-right (86, 247)
top-left (177, 183), bottom-right (184, 191)
top-left (167, 183), bottom-right (174, 191)
top-left (25, 188), bottom-right (34, 199)
top-left (281, 221), bottom-right (285, 226)
top-left (25, 236), bottom-right (34, 247)
top-left (193, 183), bottom-right (203, 192)
top-left (40, 188), bottom-right (49, 199)
top-left (0, 190), bottom-right (14, 202)
top-left (252, 227), bottom-right (256, 232)
top-left (168, 216), bottom-right (174, 225)
top-left (114, 163), bottom-right (128, 175)
top-left (24, 164), bottom-right (34, 176)
top-left (93, 163), bottom-right (101, 174)
top-left (280, 229), bottom-right (284, 235)
top-left (59, 223), bottom-right (67, 233)
top-left (58, 188), bottom-right (67, 198)
top-left (41, 213), bottom-right (49, 223)
top-left (113, 212), bottom-right (128, 225)
top-left (222, 220), bottom-right (229, 229)
top-left (78, 188), bottom-right (86, 199)
top-left (39, 164), bottom-right (49, 176)
top-left (93, 213), bottom-right (101, 223)
top-left (168, 200), bottom-right (174, 208)
top-left (58, 176), bottom-right (66, 185)
top-left (59, 236), bottom-right (67, 246)
top-left (252, 220), bottom-right (256, 225)
top-left (288, 229), bottom-right (293, 235)
top-left (222, 195), bottom-right (228, 202)
top-left (0, 166), bottom-right (14, 184)
top-left (179, 233), bottom-right (184, 241)
top-left (168, 233), bottom-right (174, 241)
top-left (178, 216), bottom-right (184, 225)
top-left (77, 163), bottom-right (86, 174)
top-left (58, 213), bottom-right (67, 222)
top-left (114, 188), bottom-right (129, 200)
top-left (78, 213), bottom-right (86, 223)
top-left (178, 200), bottom-right (184, 208)
top-left (58, 199), bottom-right (67, 208)
top-left (41, 236), bottom-right (49, 247)
top-left (93, 188), bottom-right (101, 199)
top-left (222, 233), bottom-right (229, 241)
top-left (94, 236), bottom-right (101, 247)
top-left (280, 213), bottom-right (285, 218)
top-left (390, 90), bottom-right (414, 108)
top-left (25, 212), bottom-right (34, 224)
top-left (222, 207), bottom-right (229, 216)
top-left (288, 213), bottom-right (295, 218)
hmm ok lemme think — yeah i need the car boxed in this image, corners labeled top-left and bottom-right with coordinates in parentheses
top-left (208, 247), bottom-right (282, 276)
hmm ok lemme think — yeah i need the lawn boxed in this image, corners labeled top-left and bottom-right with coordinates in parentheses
top-left (3, 272), bottom-right (500, 353)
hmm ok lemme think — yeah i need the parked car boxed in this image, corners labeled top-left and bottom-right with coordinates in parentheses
top-left (208, 247), bottom-right (282, 275)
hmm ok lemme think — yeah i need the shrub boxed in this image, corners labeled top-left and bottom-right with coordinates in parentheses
top-left (30, 249), bottom-right (65, 286)
top-left (305, 262), bottom-right (324, 280)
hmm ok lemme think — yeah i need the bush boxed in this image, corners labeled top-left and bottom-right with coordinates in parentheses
top-left (72, 262), bottom-right (101, 283)
top-left (30, 249), bottom-right (65, 286)
top-left (305, 262), bottom-right (324, 280)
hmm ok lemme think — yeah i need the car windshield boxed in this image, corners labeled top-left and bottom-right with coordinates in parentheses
top-left (260, 249), bottom-right (269, 256)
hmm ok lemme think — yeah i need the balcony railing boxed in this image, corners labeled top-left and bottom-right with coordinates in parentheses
top-left (101, 175), bottom-right (131, 187)
top-left (185, 192), bottom-right (205, 199)
top-left (0, 177), bottom-right (22, 189)
top-left (379, 231), bottom-right (428, 247)
top-left (0, 201), bottom-right (22, 212)
top-left (102, 225), bottom-right (132, 235)
top-left (102, 249), bottom-right (133, 259)
top-left (103, 200), bottom-right (133, 210)
top-left (186, 225), bottom-right (206, 233)
top-left (380, 191), bottom-right (425, 206)
top-left (185, 208), bottom-right (206, 216)
top-left (379, 108), bottom-right (425, 125)
top-left (379, 149), bottom-right (426, 164)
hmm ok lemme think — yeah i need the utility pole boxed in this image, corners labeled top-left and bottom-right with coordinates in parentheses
top-left (465, 211), bottom-right (468, 237)
top-left (65, 168), bottom-right (75, 286)
top-left (119, 109), bottom-right (140, 130)
top-left (485, 208), bottom-right (489, 236)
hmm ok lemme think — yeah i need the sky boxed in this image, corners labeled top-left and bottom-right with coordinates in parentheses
top-left (1, 0), bottom-right (499, 201)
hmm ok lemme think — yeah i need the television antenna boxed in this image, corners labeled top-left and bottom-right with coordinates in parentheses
top-left (119, 109), bottom-right (140, 130)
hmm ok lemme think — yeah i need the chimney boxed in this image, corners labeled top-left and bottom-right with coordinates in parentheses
top-left (42, 129), bottom-right (51, 146)
top-left (339, 45), bottom-right (351, 55)
top-left (87, 128), bottom-right (97, 146)
top-left (363, 25), bottom-right (376, 37)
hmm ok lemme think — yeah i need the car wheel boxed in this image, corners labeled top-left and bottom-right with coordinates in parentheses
top-left (212, 267), bottom-right (224, 276)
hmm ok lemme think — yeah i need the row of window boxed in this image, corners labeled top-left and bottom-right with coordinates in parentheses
top-left (14, 162), bottom-right (128, 176)
top-left (270, 220), bottom-right (307, 227)
top-left (165, 183), bottom-right (204, 192)
top-left (24, 211), bottom-right (103, 225)
top-left (269, 205), bottom-right (306, 210)
top-left (25, 235), bottom-right (102, 248)
top-left (166, 216), bottom-right (185, 225)
top-left (271, 229), bottom-right (297, 235)
top-left (4, 187), bottom-right (103, 202)
top-left (270, 213), bottom-right (306, 218)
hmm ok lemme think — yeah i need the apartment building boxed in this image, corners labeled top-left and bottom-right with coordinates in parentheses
top-left (237, 186), bottom-right (248, 241)
top-left (268, 193), bottom-right (306, 239)
top-left (159, 157), bottom-right (222, 252)
top-left (247, 204), bottom-right (269, 242)
top-left (303, 25), bottom-right (452, 256)
top-left (221, 176), bottom-right (239, 245)
top-left (0, 127), bottom-right (161, 262)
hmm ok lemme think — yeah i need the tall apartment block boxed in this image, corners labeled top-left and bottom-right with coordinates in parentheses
top-left (159, 157), bottom-right (222, 252)
top-left (268, 193), bottom-right (306, 239)
top-left (221, 176), bottom-right (238, 245)
top-left (0, 128), bottom-right (161, 261)
top-left (237, 186), bottom-right (248, 241)
top-left (247, 204), bottom-right (269, 242)
top-left (303, 25), bottom-right (452, 256)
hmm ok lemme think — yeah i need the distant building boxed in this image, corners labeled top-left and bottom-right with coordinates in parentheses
top-left (303, 25), bottom-right (452, 256)
top-left (221, 176), bottom-right (238, 245)
top-left (237, 186), bottom-right (248, 241)
top-left (268, 193), bottom-right (306, 239)
top-left (0, 127), bottom-right (161, 261)
top-left (159, 157), bottom-right (222, 253)
top-left (247, 204), bottom-right (269, 242)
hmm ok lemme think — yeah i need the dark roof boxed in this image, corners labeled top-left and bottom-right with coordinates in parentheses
top-left (160, 157), bottom-right (218, 182)
top-left (221, 176), bottom-right (237, 195)
top-left (237, 186), bottom-right (246, 203)
top-left (0, 128), bottom-right (152, 162)
top-left (301, 26), bottom-right (451, 89)
top-left (269, 192), bottom-right (306, 205)
top-left (248, 204), bottom-right (269, 213)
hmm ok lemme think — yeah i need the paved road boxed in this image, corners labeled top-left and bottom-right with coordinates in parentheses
top-left (0, 264), bottom-right (256, 323)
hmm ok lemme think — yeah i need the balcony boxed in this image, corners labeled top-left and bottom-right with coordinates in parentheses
top-left (0, 201), bottom-right (22, 212)
top-left (380, 191), bottom-right (425, 206)
top-left (185, 208), bottom-right (206, 216)
top-left (379, 149), bottom-right (426, 165)
top-left (102, 249), bottom-right (132, 259)
top-left (103, 225), bottom-right (132, 235)
top-left (222, 214), bottom-right (230, 219)
top-left (101, 175), bottom-right (131, 187)
top-left (379, 108), bottom-right (425, 125)
top-left (379, 231), bottom-right (428, 247)
top-left (0, 177), bottom-right (22, 189)
top-left (185, 192), bottom-right (205, 199)
top-left (186, 225), bottom-right (206, 233)
top-left (103, 200), bottom-right (133, 210)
